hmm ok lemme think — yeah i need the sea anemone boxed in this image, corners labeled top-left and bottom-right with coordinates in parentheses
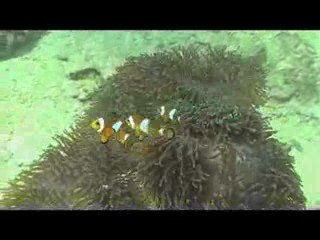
top-left (0, 43), bottom-right (306, 209)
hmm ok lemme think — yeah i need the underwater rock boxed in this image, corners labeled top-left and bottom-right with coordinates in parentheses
top-left (0, 44), bottom-right (306, 209)
top-left (67, 68), bottom-right (104, 103)
top-left (68, 68), bottom-right (102, 81)
top-left (0, 30), bottom-right (46, 60)
top-left (269, 86), bottom-right (296, 103)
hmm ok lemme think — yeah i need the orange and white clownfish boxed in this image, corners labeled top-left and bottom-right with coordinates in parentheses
top-left (159, 106), bottom-right (181, 123)
top-left (125, 114), bottom-right (175, 140)
top-left (125, 114), bottom-right (145, 140)
top-left (91, 117), bottom-right (131, 145)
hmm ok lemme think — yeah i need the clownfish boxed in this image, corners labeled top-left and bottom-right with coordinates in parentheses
top-left (159, 106), bottom-right (181, 124)
top-left (91, 106), bottom-right (181, 148)
top-left (91, 117), bottom-right (132, 145)
top-left (125, 114), bottom-right (175, 140)
top-left (125, 114), bottom-right (148, 140)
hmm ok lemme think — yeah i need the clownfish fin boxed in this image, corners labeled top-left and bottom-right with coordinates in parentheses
top-left (124, 133), bottom-right (130, 141)
top-left (100, 135), bottom-right (108, 143)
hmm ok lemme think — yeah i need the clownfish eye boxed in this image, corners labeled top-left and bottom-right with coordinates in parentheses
top-left (125, 120), bottom-right (131, 127)
top-left (95, 121), bottom-right (100, 126)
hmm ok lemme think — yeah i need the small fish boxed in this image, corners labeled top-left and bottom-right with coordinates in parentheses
top-left (91, 117), bottom-right (132, 145)
top-left (91, 106), bottom-right (180, 148)
top-left (159, 106), bottom-right (181, 123)
top-left (146, 118), bottom-right (175, 139)
top-left (91, 117), bottom-right (105, 133)
top-left (126, 114), bottom-right (175, 141)
top-left (125, 114), bottom-right (147, 140)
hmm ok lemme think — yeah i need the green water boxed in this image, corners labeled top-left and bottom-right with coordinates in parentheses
top-left (0, 30), bottom-right (319, 206)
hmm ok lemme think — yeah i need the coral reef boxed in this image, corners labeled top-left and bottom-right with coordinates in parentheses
top-left (0, 44), bottom-right (306, 209)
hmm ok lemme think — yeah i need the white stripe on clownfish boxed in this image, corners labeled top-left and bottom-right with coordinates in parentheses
top-left (169, 109), bottom-right (177, 120)
top-left (160, 106), bottom-right (166, 116)
top-left (97, 117), bottom-right (105, 133)
top-left (112, 120), bottom-right (123, 133)
top-left (140, 118), bottom-right (150, 134)
top-left (127, 115), bottom-right (135, 129)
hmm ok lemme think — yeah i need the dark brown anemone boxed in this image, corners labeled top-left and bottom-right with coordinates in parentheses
top-left (0, 44), bottom-right (306, 209)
